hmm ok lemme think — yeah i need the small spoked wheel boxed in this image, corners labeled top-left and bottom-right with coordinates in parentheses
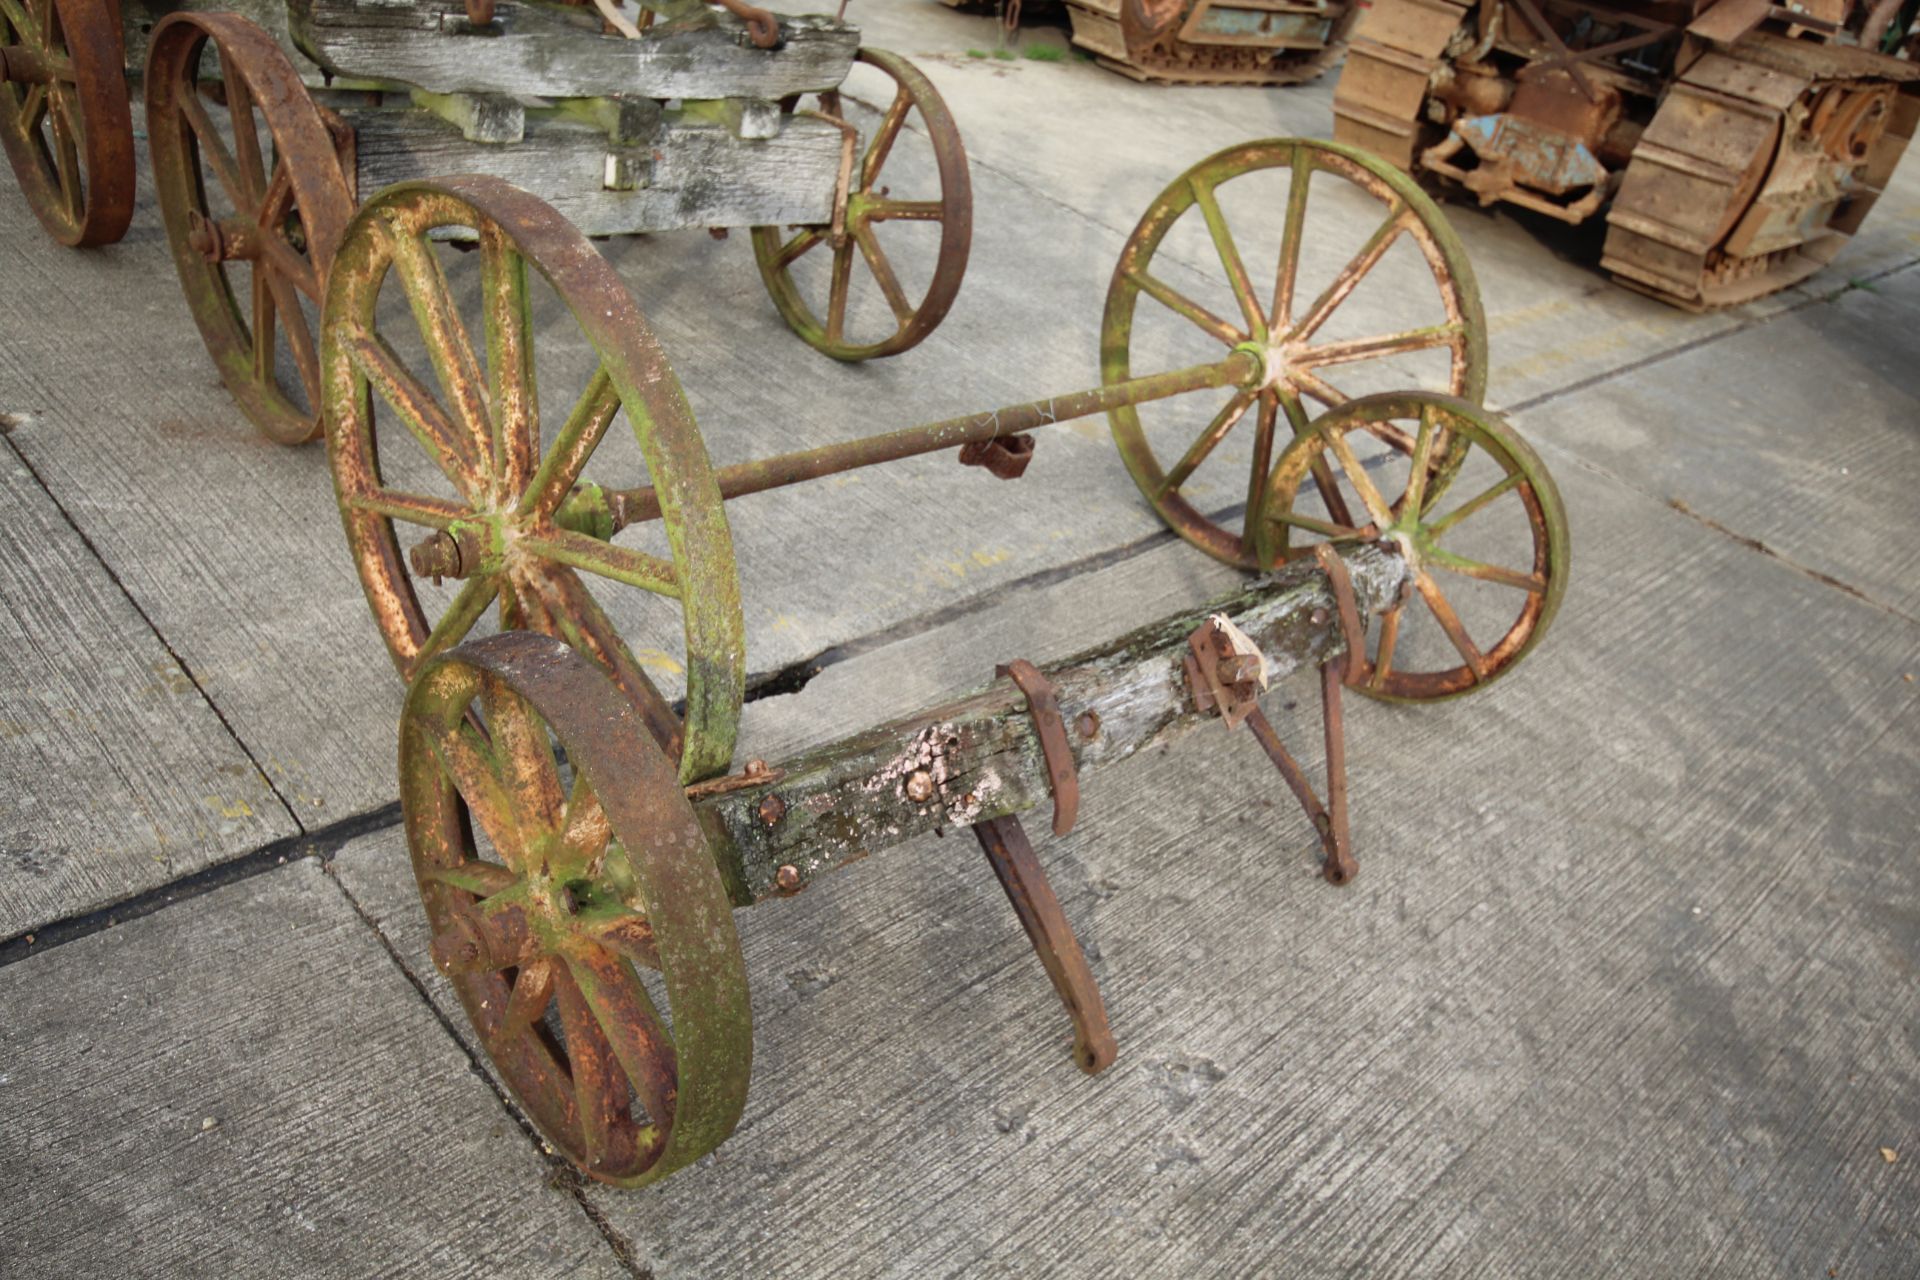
top-left (751, 48), bottom-right (972, 361)
top-left (321, 175), bottom-right (746, 783)
top-left (1256, 393), bottom-right (1567, 701)
top-left (146, 12), bottom-right (354, 445)
top-left (1105, 138), bottom-right (1487, 568)
top-left (401, 631), bottom-right (752, 1186)
top-left (0, 0), bottom-right (133, 246)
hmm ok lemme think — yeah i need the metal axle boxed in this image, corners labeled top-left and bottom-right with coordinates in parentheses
top-left (602, 348), bottom-right (1264, 527)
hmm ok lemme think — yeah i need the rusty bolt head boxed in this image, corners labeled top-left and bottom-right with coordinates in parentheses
top-left (1310, 607), bottom-right (1329, 625)
top-left (743, 758), bottom-right (770, 779)
top-left (758, 793), bottom-right (787, 826)
top-left (1077, 710), bottom-right (1101, 740)
top-left (186, 212), bottom-right (224, 263)
top-left (905, 770), bottom-right (934, 803)
top-left (429, 917), bottom-right (485, 973)
top-left (409, 530), bottom-right (465, 581)
top-left (774, 864), bottom-right (802, 893)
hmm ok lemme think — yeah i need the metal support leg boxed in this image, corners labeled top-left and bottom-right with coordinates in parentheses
top-left (1242, 662), bottom-right (1356, 886)
top-left (972, 814), bottom-right (1117, 1075)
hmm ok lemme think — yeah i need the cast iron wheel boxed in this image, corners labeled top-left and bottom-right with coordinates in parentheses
top-left (401, 630), bottom-right (752, 1186)
top-left (1255, 392), bottom-right (1566, 701)
top-left (321, 175), bottom-right (747, 783)
top-left (751, 47), bottom-right (971, 361)
top-left (0, 0), bottom-right (132, 246)
top-left (1104, 138), bottom-right (1487, 569)
top-left (146, 12), bottom-right (353, 445)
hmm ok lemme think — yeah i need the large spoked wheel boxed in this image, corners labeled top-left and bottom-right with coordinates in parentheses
top-left (322, 175), bottom-right (746, 783)
top-left (1256, 392), bottom-right (1567, 701)
top-left (146, 12), bottom-right (354, 446)
top-left (750, 47), bottom-right (972, 362)
top-left (0, 0), bottom-right (130, 246)
top-left (401, 631), bottom-right (752, 1187)
top-left (1105, 138), bottom-right (1488, 569)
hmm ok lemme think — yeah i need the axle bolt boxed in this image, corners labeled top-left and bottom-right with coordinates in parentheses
top-left (905, 770), bottom-right (934, 803)
top-left (186, 211), bottom-right (226, 263)
top-left (758, 793), bottom-right (787, 826)
top-left (774, 864), bottom-right (802, 894)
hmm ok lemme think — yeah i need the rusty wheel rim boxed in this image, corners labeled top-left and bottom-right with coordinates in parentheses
top-left (0, 0), bottom-right (132, 246)
top-left (1256, 392), bottom-right (1567, 701)
top-left (321, 175), bottom-right (746, 784)
top-left (401, 632), bottom-right (752, 1187)
top-left (146, 13), bottom-right (353, 446)
top-left (1104, 138), bottom-right (1487, 570)
top-left (750, 47), bottom-right (972, 362)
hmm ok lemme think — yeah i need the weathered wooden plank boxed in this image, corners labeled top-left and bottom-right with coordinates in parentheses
top-left (0, 451), bottom-right (293, 939)
top-left (697, 545), bottom-right (1406, 902)
top-left (345, 104), bottom-right (840, 233)
top-left (0, 860), bottom-right (627, 1277)
top-left (289, 0), bottom-right (857, 100)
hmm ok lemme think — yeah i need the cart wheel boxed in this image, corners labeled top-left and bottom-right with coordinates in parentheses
top-left (401, 631), bottom-right (752, 1187)
top-left (1255, 392), bottom-right (1566, 701)
top-left (750, 48), bottom-right (971, 362)
top-left (1104, 138), bottom-right (1487, 569)
top-left (0, 0), bottom-right (132, 246)
top-left (146, 12), bottom-right (354, 446)
top-left (322, 175), bottom-right (746, 784)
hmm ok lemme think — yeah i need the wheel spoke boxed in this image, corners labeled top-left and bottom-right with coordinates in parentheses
top-left (430, 719), bottom-right (530, 869)
top-left (517, 366), bottom-right (619, 520)
top-left (560, 772), bottom-right (612, 871)
top-left (1424, 546), bottom-right (1545, 593)
top-left (1425, 471), bottom-right (1522, 539)
top-left (264, 269), bottom-right (321, 410)
top-left (1191, 176), bottom-right (1263, 336)
top-left (479, 225), bottom-right (538, 494)
top-left (417, 573), bottom-right (501, 669)
top-left (1157, 387), bottom-right (1254, 497)
top-left (345, 333), bottom-right (483, 493)
top-left (1294, 323), bottom-right (1463, 370)
top-left (175, 90), bottom-right (249, 212)
top-left (1308, 455), bottom-right (1357, 531)
top-left (1400, 403), bottom-right (1438, 516)
top-left (480, 672), bottom-right (566, 850)
top-left (382, 218), bottom-right (494, 461)
top-left (421, 858), bottom-right (519, 896)
top-left (825, 238), bottom-right (854, 343)
top-left (1241, 393), bottom-right (1278, 557)
top-left (1415, 570), bottom-right (1488, 681)
top-left (1268, 508), bottom-right (1364, 540)
top-left (223, 63), bottom-right (267, 206)
top-left (19, 83), bottom-right (47, 137)
top-left (1288, 204), bottom-right (1411, 345)
top-left (251, 268), bottom-right (276, 386)
top-left (564, 941), bottom-right (678, 1127)
top-left (343, 487), bottom-right (466, 529)
top-left (853, 223), bottom-right (914, 326)
top-left (1127, 269), bottom-right (1243, 345)
top-left (516, 565), bottom-right (683, 761)
top-left (865, 198), bottom-right (944, 222)
top-left (46, 87), bottom-right (77, 213)
top-left (859, 86), bottom-right (911, 189)
top-left (518, 528), bottom-right (679, 598)
top-left (1291, 367), bottom-right (1350, 411)
top-left (1271, 147), bottom-right (1312, 329)
top-left (553, 963), bottom-right (636, 1169)
top-left (771, 226), bottom-right (824, 269)
top-left (0, 0), bottom-right (38, 40)
top-left (498, 955), bottom-right (556, 1041)
top-left (1325, 431), bottom-right (1397, 528)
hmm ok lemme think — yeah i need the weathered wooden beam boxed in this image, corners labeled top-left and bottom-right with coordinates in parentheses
top-left (288, 0), bottom-right (858, 101)
top-left (343, 104), bottom-right (840, 233)
top-left (694, 546), bottom-right (1409, 906)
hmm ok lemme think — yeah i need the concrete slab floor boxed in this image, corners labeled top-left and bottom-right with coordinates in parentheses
top-left (0, 0), bottom-right (1917, 1274)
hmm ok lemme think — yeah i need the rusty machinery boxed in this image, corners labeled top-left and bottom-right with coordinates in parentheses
top-left (298, 137), bottom-right (1572, 1185)
top-left (0, 0), bottom-right (971, 443)
top-left (1333, 0), bottom-right (1920, 308)
top-left (1055, 0), bottom-right (1360, 84)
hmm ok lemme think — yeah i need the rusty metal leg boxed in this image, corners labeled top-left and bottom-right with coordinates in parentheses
top-left (972, 814), bottom-right (1117, 1075)
top-left (1241, 666), bottom-right (1357, 886)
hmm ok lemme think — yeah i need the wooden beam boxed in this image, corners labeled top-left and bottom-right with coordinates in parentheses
top-left (289, 0), bottom-right (858, 101)
top-left (693, 545), bottom-right (1410, 905)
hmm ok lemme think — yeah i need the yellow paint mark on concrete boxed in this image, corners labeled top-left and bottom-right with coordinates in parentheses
top-left (767, 614), bottom-right (798, 633)
top-left (970, 547), bottom-right (1011, 569)
top-left (634, 648), bottom-right (685, 676)
top-left (205, 797), bottom-right (255, 820)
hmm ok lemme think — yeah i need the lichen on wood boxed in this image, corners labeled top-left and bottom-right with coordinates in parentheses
top-left (695, 546), bottom-right (1408, 905)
